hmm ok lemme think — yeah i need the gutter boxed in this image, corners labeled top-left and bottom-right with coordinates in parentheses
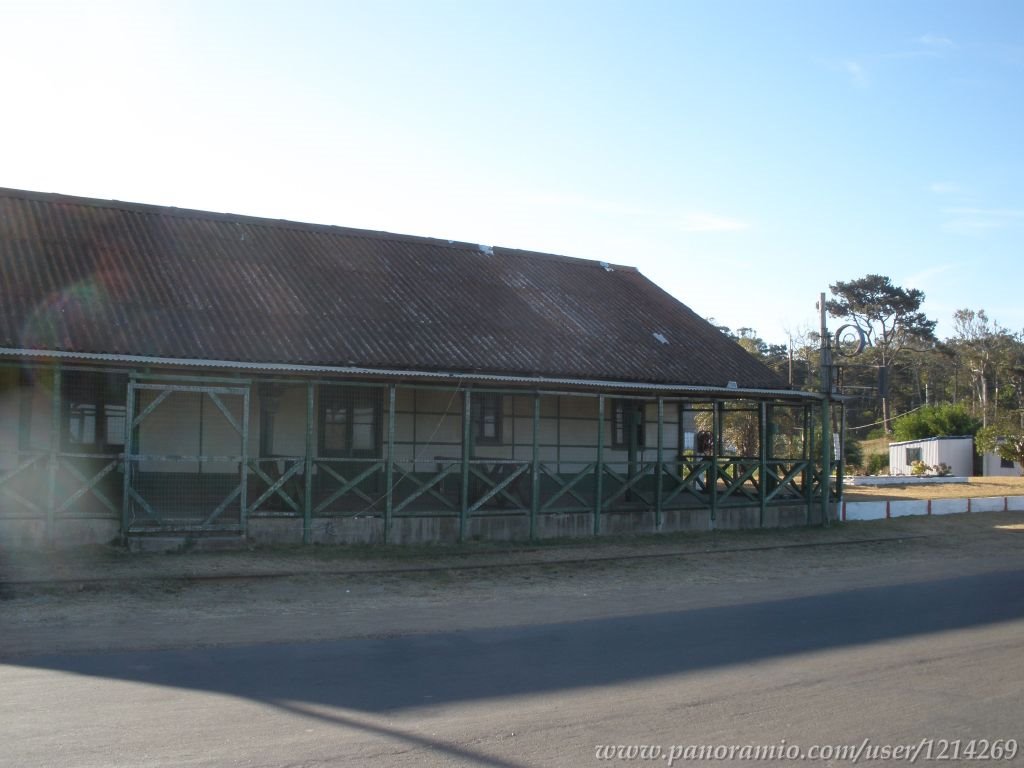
top-left (0, 347), bottom-right (823, 401)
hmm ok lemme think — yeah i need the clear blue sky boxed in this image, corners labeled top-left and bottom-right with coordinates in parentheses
top-left (3, 0), bottom-right (1022, 345)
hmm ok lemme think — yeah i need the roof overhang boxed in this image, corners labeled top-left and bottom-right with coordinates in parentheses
top-left (0, 347), bottom-right (824, 401)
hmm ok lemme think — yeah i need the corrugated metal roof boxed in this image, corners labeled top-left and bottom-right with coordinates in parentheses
top-left (0, 187), bottom-right (787, 390)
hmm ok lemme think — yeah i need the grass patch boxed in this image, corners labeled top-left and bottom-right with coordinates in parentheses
top-left (844, 475), bottom-right (1024, 501)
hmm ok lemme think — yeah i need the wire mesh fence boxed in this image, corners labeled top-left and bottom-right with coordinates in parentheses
top-left (311, 383), bottom-right (386, 517)
top-left (536, 395), bottom-right (596, 514)
top-left (391, 386), bottom-right (464, 518)
top-left (0, 366), bottom-right (130, 521)
top-left (247, 381), bottom-right (308, 517)
top-left (0, 365), bottom-right (49, 518)
top-left (124, 381), bottom-right (248, 531)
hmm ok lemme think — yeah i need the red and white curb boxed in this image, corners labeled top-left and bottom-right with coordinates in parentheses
top-left (841, 495), bottom-right (1024, 522)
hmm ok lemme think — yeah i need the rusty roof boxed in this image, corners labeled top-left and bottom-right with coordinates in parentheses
top-left (0, 187), bottom-right (786, 390)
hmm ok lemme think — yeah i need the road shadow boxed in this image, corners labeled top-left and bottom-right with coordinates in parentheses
top-left (5, 568), bottom-right (1024, 716)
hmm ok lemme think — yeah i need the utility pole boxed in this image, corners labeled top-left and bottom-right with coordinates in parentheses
top-left (788, 336), bottom-right (794, 387)
top-left (819, 293), bottom-right (832, 528)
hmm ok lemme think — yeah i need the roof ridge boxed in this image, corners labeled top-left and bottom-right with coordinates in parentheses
top-left (0, 186), bottom-right (638, 272)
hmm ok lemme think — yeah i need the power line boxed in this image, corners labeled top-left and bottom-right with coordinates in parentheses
top-left (846, 403), bottom-right (929, 433)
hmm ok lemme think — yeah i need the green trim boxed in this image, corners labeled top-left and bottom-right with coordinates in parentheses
top-left (57, 459), bottom-right (119, 516)
top-left (206, 391), bottom-right (244, 437)
top-left (130, 373), bottom-right (251, 385)
top-left (467, 463), bottom-right (529, 513)
top-left (130, 389), bottom-right (172, 430)
top-left (530, 393), bottom-right (540, 540)
top-left (836, 404), bottom-right (846, 506)
top-left (821, 396), bottom-right (831, 527)
top-left (656, 397), bottom-right (664, 530)
top-left (385, 383), bottom-right (396, 543)
top-left (130, 382), bottom-right (248, 396)
top-left (47, 367), bottom-right (60, 545)
top-left (594, 394), bottom-right (604, 535)
top-left (312, 460), bottom-right (384, 513)
top-left (126, 485), bottom-right (159, 522)
top-left (764, 460), bottom-right (810, 502)
top-left (540, 463), bottom-right (594, 511)
top-left (392, 463), bottom-right (459, 514)
top-left (239, 387), bottom-right (250, 533)
top-left (304, 382), bottom-right (314, 544)
top-left (601, 462), bottom-right (655, 507)
top-left (709, 400), bottom-right (720, 525)
top-left (806, 403), bottom-right (814, 525)
top-left (203, 484), bottom-right (243, 526)
top-left (460, 389), bottom-right (471, 542)
top-left (759, 401), bottom-right (768, 527)
top-left (121, 379), bottom-right (136, 538)
top-left (0, 455), bottom-right (46, 515)
top-left (248, 460), bottom-right (302, 514)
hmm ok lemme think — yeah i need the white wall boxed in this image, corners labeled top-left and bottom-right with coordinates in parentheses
top-left (0, 373), bottom-right (23, 471)
top-left (982, 451), bottom-right (1022, 477)
top-left (888, 438), bottom-right (973, 477)
top-left (258, 385), bottom-right (309, 458)
top-left (136, 388), bottom-right (247, 474)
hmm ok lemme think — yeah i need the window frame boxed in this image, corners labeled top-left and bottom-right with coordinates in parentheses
top-left (259, 408), bottom-right (277, 457)
top-left (471, 392), bottom-right (503, 446)
top-left (610, 398), bottom-right (645, 451)
top-left (61, 370), bottom-right (127, 454)
top-left (317, 386), bottom-right (382, 458)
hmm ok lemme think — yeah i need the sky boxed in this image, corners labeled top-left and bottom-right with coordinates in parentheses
top-left (2, 0), bottom-right (1022, 346)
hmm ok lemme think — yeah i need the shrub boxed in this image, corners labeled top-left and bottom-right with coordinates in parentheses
top-left (976, 425), bottom-right (1024, 476)
top-left (910, 459), bottom-right (929, 476)
top-left (892, 403), bottom-right (981, 442)
top-left (865, 453), bottom-right (889, 475)
top-left (843, 438), bottom-right (863, 470)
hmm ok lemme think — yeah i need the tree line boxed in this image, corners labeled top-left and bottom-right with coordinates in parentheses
top-left (718, 274), bottom-right (1024, 473)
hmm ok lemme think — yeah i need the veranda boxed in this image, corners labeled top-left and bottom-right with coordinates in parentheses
top-left (0, 362), bottom-right (843, 547)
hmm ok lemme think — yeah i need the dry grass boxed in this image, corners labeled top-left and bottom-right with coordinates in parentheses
top-left (858, 436), bottom-right (890, 457)
top-left (844, 475), bottom-right (1024, 501)
top-left (848, 432), bottom-right (1024, 499)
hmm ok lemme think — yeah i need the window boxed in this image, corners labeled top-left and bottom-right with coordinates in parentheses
top-left (258, 383), bottom-right (285, 457)
top-left (1001, 456), bottom-right (1016, 469)
top-left (471, 392), bottom-right (503, 445)
top-left (16, 366), bottom-right (32, 451)
top-left (318, 386), bottom-right (381, 456)
top-left (682, 430), bottom-right (696, 452)
top-left (259, 408), bottom-right (277, 456)
top-left (62, 371), bottom-right (127, 452)
top-left (905, 447), bottom-right (922, 464)
top-left (611, 399), bottom-right (645, 450)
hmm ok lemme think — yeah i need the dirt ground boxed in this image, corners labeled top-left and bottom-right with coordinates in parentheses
top-left (2, 510), bottom-right (1023, 659)
top-left (843, 475), bottom-right (1024, 501)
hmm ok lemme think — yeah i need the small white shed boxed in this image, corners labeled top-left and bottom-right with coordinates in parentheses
top-left (981, 449), bottom-right (1023, 477)
top-left (888, 436), bottom-right (974, 477)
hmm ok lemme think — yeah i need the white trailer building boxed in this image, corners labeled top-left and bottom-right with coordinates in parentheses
top-left (888, 436), bottom-right (974, 477)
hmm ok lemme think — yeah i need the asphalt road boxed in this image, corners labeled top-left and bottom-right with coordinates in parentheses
top-left (3, 568), bottom-right (1024, 767)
